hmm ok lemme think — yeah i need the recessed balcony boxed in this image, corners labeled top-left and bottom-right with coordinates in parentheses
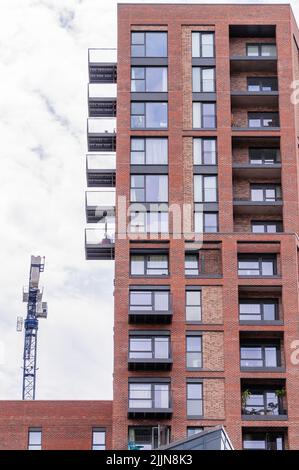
top-left (85, 190), bottom-right (115, 222)
top-left (88, 48), bottom-right (117, 84)
top-left (241, 380), bottom-right (287, 421)
top-left (87, 117), bottom-right (116, 152)
top-left (86, 153), bottom-right (116, 187)
top-left (232, 163), bottom-right (281, 179)
top-left (129, 290), bottom-right (172, 324)
top-left (85, 226), bottom-right (115, 260)
top-left (233, 199), bottom-right (282, 215)
top-left (231, 91), bottom-right (278, 108)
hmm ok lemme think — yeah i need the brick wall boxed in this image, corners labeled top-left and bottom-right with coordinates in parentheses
top-left (203, 379), bottom-right (225, 420)
top-left (203, 332), bottom-right (224, 371)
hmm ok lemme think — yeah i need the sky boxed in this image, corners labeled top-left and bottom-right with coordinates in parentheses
top-left (0, 0), bottom-right (298, 400)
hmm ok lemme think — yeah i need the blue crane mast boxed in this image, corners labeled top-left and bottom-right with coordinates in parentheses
top-left (20, 256), bottom-right (48, 400)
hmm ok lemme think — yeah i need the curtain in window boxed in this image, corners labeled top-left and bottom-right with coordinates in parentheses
top-left (193, 103), bottom-right (201, 128)
top-left (146, 139), bottom-right (167, 164)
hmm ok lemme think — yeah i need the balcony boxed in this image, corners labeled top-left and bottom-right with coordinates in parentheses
top-left (87, 118), bottom-right (116, 152)
top-left (128, 381), bottom-right (172, 419)
top-left (232, 112), bottom-right (280, 132)
top-left (85, 190), bottom-right (115, 222)
top-left (88, 83), bottom-right (117, 117)
top-left (86, 153), bottom-right (116, 187)
top-left (240, 335), bottom-right (284, 372)
top-left (128, 334), bottom-right (172, 371)
top-left (231, 91), bottom-right (278, 108)
top-left (232, 163), bottom-right (281, 179)
top-left (129, 291), bottom-right (172, 324)
top-left (88, 48), bottom-right (117, 83)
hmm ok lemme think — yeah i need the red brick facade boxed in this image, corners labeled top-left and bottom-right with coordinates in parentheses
top-left (0, 401), bottom-right (112, 450)
top-left (113, 3), bottom-right (299, 451)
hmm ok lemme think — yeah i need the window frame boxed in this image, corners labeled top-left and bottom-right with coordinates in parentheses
top-left (194, 211), bottom-right (218, 233)
top-left (248, 112), bottom-right (280, 128)
top-left (194, 174), bottom-right (218, 203)
top-left (130, 174), bottom-right (168, 203)
top-left (192, 67), bottom-right (216, 93)
top-left (246, 43), bottom-right (277, 58)
top-left (241, 388), bottom-right (283, 416)
top-left (247, 76), bottom-right (278, 92)
top-left (240, 342), bottom-right (280, 369)
top-left (186, 382), bottom-right (203, 418)
top-left (192, 32), bottom-right (215, 58)
top-left (237, 255), bottom-right (277, 277)
top-left (131, 66), bottom-right (168, 92)
top-left (131, 31), bottom-right (168, 58)
top-left (185, 289), bottom-right (202, 323)
top-left (92, 428), bottom-right (106, 451)
top-left (129, 335), bottom-right (170, 360)
top-left (193, 102), bottom-right (217, 129)
top-left (243, 432), bottom-right (284, 450)
top-left (250, 184), bottom-right (282, 202)
top-left (239, 299), bottom-right (279, 322)
top-left (249, 147), bottom-right (280, 165)
top-left (185, 253), bottom-right (204, 276)
top-left (186, 335), bottom-right (203, 369)
top-left (251, 221), bottom-right (282, 233)
top-left (130, 137), bottom-right (168, 166)
top-left (131, 102), bottom-right (168, 129)
top-left (129, 290), bottom-right (170, 312)
top-left (128, 382), bottom-right (170, 410)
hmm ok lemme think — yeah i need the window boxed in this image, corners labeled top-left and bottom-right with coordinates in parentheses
top-left (186, 336), bottom-right (202, 368)
top-left (243, 432), bottom-right (284, 450)
top-left (242, 389), bottom-right (284, 416)
top-left (28, 429), bottom-right (42, 450)
top-left (186, 291), bottom-right (202, 322)
top-left (130, 211), bottom-right (169, 233)
top-left (192, 32), bottom-right (215, 58)
top-left (239, 299), bottom-right (278, 322)
top-left (131, 32), bottom-right (167, 58)
top-left (241, 344), bottom-right (280, 368)
top-left (129, 383), bottom-right (170, 409)
top-left (131, 254), bottom-right (169, 276)
top-left (249, 148), bottom-right (280, 164)
top-left (248, 112), bottom-right (279, 128)
top-left (131, 175), bottom-right (168, 202)
top-left (194, 175), bottom-right (217, 202)
top-left (193, 102), bottom-right (216, 128)
top-left (192, 67), bottom-right (215, 92)
top-left (187, 427), bottom-right (204, 437)
top-left (131, 102), bottom-right (168, 129)
top-left (131, 67), bottom-right (168, 92)
top-left (131, 138), bottom-right (168, 165)
top-left (187, 382), bottom-right (203, 417)
top-left (129, 290), bottom-right (170, 312)
top-left (129, 336), bottom-right (170, 359)
top-left (92, 429), bottom-right (106, 450)
top-left (251, 221), bottom-right (282, 233)
top-left (247, 77), bottom-right (278, 92)
top-left (238, 255), bottom-right (277, 277)
top-left (185, 254), bottom-right (202, 276)
top-left (250, 184), bottom-right (281, 202)
top-left (193, 138), bottom-right (217, 165)
top-left (194, 212), bottom-right (218, 233)
top-left (246, 43), bottom-right (277, 57)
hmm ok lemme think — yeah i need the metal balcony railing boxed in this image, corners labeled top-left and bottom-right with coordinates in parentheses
top-left (85, 225), bottom-right (115, 260)
top-left (85, 190), bottom-right (115, 222)
top-left (86, 153), bottom-right (116, 187)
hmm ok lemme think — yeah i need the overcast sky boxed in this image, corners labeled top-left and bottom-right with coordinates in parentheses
top-left (0, 0), bottom-right (298, 400)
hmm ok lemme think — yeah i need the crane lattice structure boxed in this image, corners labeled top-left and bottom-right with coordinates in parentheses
top-left (21, 256), bottom-right (48, 400)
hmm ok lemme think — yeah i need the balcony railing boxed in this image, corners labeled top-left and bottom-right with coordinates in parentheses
top-left (85, 190), bottom-right (115, 222)
top-left (86, 153), bottom-right (116, 187)
top-left (88, 84), bottom-right (117, 118)
top-left (85, 226), bottom-right (115, 260)
top-left (242, 406), bottom-right (287, 420)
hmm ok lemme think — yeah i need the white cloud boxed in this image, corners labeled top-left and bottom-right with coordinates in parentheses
top-left (0, 0), bottom-right (298, 400)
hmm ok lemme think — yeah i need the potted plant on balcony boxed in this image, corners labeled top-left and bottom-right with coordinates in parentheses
top-left (241, 389), bottom-right (252, 414)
